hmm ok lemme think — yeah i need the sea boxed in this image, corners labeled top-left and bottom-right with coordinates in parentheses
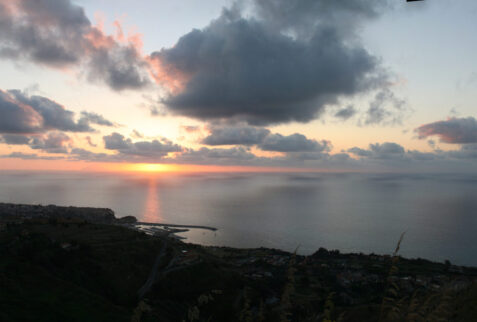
top-left (1, 170), bottom-right (477, 266)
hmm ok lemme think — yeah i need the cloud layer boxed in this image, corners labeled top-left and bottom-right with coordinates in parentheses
top-left (202, 124), bottom-right (270, 146)
top-left (103, 132), bottom-right (183, 158)
top-left (416, 117), bottom-right (477, 144)
top-left (259, 133), bottom-right (330, 153)
top-left (4, 128), bottom-right (477, 172)
top-left (150, 0), bottom-right (389, 125)
top-left (0, 89), bottom-right (43, 134)
top-left (0, 0), bottom-right (404, 128)
top-left (0, 89), bottom-right (113, 135)
top-left (0, 88), bottom-right (114, 154)
top-left (202, 124), bottom-right (331, 155)
top-left (0, 0), bottom-right (150, 90)
top-left (3, 0), bottom-right (477, 173)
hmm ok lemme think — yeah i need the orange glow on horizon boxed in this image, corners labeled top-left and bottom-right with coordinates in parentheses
top-left (126, 163), bottom-right (178, 172)
top-left (0, 158), bottom-right (350, 174)
top-left (122, 163), bottom-right (334, 173)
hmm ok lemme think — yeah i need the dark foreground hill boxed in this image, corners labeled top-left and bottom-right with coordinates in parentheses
top-left (1, 203), bottom-right (477, 321)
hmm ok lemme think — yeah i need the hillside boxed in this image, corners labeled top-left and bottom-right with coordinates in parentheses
top-left (1, 204), bottom-right (477, 321)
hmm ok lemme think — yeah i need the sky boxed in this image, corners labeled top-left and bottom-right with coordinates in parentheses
top-left (1, 0), bottom-right (477, 172)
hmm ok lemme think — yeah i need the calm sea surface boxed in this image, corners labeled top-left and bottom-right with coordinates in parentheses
top-left (1, 171), bottom-right (477, 266)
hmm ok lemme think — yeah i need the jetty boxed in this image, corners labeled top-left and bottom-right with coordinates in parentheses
top-left (134, 222), bottom-right (217, 231)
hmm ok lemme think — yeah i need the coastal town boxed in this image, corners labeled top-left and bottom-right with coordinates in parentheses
top-left (1, 203), bottom-right (477, 321)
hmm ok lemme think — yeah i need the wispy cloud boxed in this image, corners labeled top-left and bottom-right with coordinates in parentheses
top-left (415, 117), bottom-right (477, 144)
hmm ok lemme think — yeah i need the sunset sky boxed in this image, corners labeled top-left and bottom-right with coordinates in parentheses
top-left (1, 0), bottom-right (477, 172)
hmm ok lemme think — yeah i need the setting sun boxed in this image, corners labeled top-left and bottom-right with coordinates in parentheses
top-left (128, 163), bottom-right (177, 172)
top-left (3, 0), bottom-right (477, 320)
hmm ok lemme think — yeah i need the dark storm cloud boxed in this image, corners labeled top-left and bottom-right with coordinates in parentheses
top-left (285, 150), bottom-right (350, 163)
top-left (370, 142), bottom-right (405, 155)
top-left (84, 33), bottom-right (150, 91)
top-left (289, 151), bottom-right (329, 161)
top-left (1, 152), bottom-right (63, 160)
top-left (347, 147), bottom-right (372, 157)
top-left (259, 133), bottom-right (331, 152)
top-left (0, 0), bottom-right (87, 66)
top-left (0, 89), bottom-right (118, 155)
top-left (407, 150), bottom-right (438, 161)
top-left (63, 140), bottom-right (477, 168)
top-left (64, 145), bottom-right (259, 164)
top-left (9, 90), bottom-right (93, 132)
top-left (0, 89), bottom-right (113, 135)
top-left (79, 112), bottom-right (115, 127)
top-left (103, 132), bottom-right (183, 158)
top-left (1, 132), bottom-right (71, 155)
top-left (202, 125), bottom-right (270, 146)
top-left (201, 124), bottom-right (331, 156)
top-left (69, 148), bottom-right (115, 162)
top-left (67, 138), bottom-right (258, 164)
top-left (103, 133), bottom-right (130, 150)
top-left (0, 134), bottom-right (31, 145)
top-left (96, 129), bottom-right (333, 164)
top-left (446, 144), bottom-right (477, 160)
top-left (0, 0), bottom-right (150, 90)
top-left (346, 141), bottom-right (477, 167)
top-left (415, 117), bottom-right (477, 144)
top-left (253, 0), bottom-right (388, 38)
top-left (29, 131), bottom-right (71, 154)
top-left (7, 136), bottom-right (477, 171)
top-left (3, 147), bottom-right (130, 162)
top-left (151, 0), bottom-right (389, 125)
top-left (197, 147), bottom-right (255, 160)
top-left (334, 105), bottom-right (357, 120)
top-left (328, 152), bottom-right (351, 162)
top-left (0, 89), bottom-right (43, 133)
top-left (348, 142), bottom-right (405, 160)
top-left (176, 146), bottom-right (257, 164)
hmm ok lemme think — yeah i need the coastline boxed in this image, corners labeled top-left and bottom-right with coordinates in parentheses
top-left (0, 201), bottom-right (474, 268)
top-left (2, 202), bottom-right (477, 321)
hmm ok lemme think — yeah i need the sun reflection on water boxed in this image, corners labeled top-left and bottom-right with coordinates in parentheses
top-left (142, 178), bottom-right (162, 222)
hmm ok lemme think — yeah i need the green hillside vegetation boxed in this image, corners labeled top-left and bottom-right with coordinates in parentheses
top-left (1, 219), bottom-right (477, 321)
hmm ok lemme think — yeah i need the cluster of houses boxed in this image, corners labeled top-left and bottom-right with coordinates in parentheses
top-left (0, 202), bottom-right (116, 224)
top-left (201, 245), bottom-right (477, 307)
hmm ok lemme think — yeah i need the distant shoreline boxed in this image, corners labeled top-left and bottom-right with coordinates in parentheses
top-left (4, 210), bottom-right (477, 321)
top-left (1, 202), bottom-right (475, 270)
top-left (0, 202), bottom-right (217, 238)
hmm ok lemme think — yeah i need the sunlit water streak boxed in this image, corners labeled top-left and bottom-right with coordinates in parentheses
top-left (1, 171), bottom-right (477, 266)
top-left (142, 178), bottom-right (162, 222)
